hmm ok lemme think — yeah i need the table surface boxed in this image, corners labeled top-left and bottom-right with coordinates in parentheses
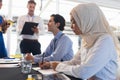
top-left (0, 64), bottom-right (82, 80)
top-left (0, 67), bottom-right (39, 80)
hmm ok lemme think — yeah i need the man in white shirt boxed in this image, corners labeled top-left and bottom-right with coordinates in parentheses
top-left (16, 0), bottom-right (44, 55)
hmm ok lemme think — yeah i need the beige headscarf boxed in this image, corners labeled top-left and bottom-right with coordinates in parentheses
top-left (70, 3), bottom-right (120, 55)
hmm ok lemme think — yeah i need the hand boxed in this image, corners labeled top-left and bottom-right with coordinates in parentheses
top-left (51, 62), bottom-right (59, 70)
top-left (31, 26), bottom-right (39, 33)
top-left (39, 62), bottom-right (51, 69)
top-left (25, 53), bottom-right (34, 61)
top-left (1, 20), bottom-right (10, 33)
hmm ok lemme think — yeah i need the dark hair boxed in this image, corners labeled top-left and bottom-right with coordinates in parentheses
top-left (0, 0), bottom-right (2, 2)
top-left (51, 14), bottom-right (65, 31)
top-left (28, 0), bottom-right (36, 5)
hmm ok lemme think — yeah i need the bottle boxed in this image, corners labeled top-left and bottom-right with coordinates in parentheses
top-left (21, 54), bottom-right (32, 74)
top-left (26, 75), bottom-right (35, 80)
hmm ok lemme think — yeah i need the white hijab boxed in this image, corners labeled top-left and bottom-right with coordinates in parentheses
top-left (70, 3), bottom-right (120, 54)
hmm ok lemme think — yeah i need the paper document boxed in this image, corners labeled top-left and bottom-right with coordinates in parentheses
top-left (0, 64), bottom-right (19, 68)
top-left (0, 59), bottom-right (20, 64)
top-left (33, 67), bottom-right (70, 80)
top-left (33, 67), bottom-right (59, 76)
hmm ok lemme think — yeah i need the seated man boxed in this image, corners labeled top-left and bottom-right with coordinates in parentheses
top-left (25, 14), bottom-right (74, 63)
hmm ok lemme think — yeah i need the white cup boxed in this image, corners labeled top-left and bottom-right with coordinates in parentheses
top-left (21, 60), bottom-right (32, 74)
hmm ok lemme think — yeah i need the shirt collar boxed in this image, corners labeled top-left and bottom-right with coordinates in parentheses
top-left (54, 31), bottom-right (63, 40)
top-left (27, 14), bottom-right (34, 17)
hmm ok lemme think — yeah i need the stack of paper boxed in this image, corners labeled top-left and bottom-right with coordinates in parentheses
top-left (33, 67), bottom-right (58, 76)
top-left (0, 59), bottom-right (20, 68)
top-left (0, 59), bottom-right (20, 64)
top-left (0, 64), bottom-right (19, 68)
top-left (32, 67), bottom-right (71, 80)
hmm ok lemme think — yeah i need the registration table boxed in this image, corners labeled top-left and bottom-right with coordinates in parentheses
top-left (0, 59), bottom-right (82, 80)
top-left (0, 67), bottom-right (82, 80)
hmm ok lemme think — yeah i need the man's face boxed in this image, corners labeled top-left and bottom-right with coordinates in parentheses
top-left (27, 3), bottom-right (36, 16)
top-left (47, 16), bottom-right (57, 32)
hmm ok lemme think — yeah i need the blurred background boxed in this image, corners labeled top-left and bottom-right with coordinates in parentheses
top-left (1, 0), bottom-right (120, 57)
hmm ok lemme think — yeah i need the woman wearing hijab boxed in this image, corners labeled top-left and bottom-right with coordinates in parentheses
top-left (40, 3), bottom-right (120, 80)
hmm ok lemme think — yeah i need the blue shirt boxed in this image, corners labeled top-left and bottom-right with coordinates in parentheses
top-left (0, 16), bottom-right (7, 58)
top-left (34, 31), bottom-right (74, 63)
top-left (0, 16), bottom-right (3, 24)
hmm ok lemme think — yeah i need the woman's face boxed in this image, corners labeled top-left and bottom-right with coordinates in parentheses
top-left (70, 15), bottom-right (82, 35)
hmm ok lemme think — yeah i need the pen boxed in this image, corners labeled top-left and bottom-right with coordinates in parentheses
top-left (41, 53), bottom-right (45, 64)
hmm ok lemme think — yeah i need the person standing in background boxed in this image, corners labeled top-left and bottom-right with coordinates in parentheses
top-left (0, 0), bottom-right (10, 58)
top-left (16, 0), bottom-right (44, 55)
